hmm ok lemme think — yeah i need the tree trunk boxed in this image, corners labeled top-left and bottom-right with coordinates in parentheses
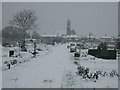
top-left (21, 30), bottom-right (27, 51)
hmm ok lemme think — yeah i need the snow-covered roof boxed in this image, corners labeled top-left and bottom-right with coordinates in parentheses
top-left (109, 40), bottom-right (115, 43)
top-left (41, 34), bottom-right (57, 37)
top-left (25, 38), bottom-right (36, 40)
top-left (84, 34), bottom-right (99, 39)
top-left (64, 35), bottom-right (78, 38)
top-left (86, 35), bottom-right (96, 39)
top-left (101, 36), bottom-right (112, 39)
top-left (107, 44), bottom-right (115, 47)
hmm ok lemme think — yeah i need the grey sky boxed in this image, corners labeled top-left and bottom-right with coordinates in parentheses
top-left (2, 2), bottom-right (118, 37)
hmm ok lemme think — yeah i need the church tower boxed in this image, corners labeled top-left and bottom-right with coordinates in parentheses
top-left (67, 19), bottom-right (71, 35)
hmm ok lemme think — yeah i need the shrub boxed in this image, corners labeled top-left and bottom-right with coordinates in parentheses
top-left (10, 59), bottom-right (17, 65)
top-left (88, 49), bottom-right (98, 57)
top-left (13, 59), bottom-right (17, 64)
top-left (97, 42), bottom-right (107, 50)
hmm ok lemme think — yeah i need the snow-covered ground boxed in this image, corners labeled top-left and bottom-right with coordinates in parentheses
top-left (2, 43), bottom-right (118, 88)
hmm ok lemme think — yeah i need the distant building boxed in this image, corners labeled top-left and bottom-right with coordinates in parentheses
top-left (66, 19), bottom-right (76, 35)
top-left (71, 29), bottom-right (76, 35)
top-left (116, 35), bottom-right (120, 49)
top-left (40, 34), bottom-right (66, 45)
top-left (100, 35), bottom-right (112, 43)
top-left (67, 19), bottom-right (71, 35)
top-left (100, 35), bottom-right (116, 49)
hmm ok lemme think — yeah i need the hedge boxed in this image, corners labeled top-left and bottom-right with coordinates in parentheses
top-left (88, 49), bottom-right (116, 59)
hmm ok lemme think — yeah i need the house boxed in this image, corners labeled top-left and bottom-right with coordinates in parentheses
top-left (100, 35), bottom-right (112, 43)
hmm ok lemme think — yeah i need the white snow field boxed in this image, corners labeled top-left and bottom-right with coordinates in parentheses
top-left (2, 43), bottom-right (118, 88)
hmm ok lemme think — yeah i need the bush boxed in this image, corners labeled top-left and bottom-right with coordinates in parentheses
top-left (97, 42), bottom-right (107, 50)
top-left (88, 49), bottom-right (98, 57)
top-left (99, 50), bottom-right (116, 59)
top-left (13, 59), bottom-right (17, 64)
top-left (10, 59), bottom-right (17, 65)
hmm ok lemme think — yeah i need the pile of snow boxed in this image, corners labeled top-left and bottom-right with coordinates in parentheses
top-left (17, 52), bottom-right (34, 60)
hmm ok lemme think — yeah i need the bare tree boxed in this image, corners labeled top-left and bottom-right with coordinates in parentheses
top-left (9, 10), bottom-right (38, 51)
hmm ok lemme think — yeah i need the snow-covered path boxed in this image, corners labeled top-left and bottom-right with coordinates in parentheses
top-left (2, 44), bottom-right (76, 88)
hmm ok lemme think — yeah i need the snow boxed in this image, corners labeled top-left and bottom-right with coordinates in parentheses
top-left (41, 34), bottom-right (57, 37)
top-left (86, 35), bottom-right (96, 39)
top-left (3, 44), bottom-right (73, 88)
top-left (101, 36), bottom-right (112, 39)
top-left (2, 43), bottom-right (118, 88)
top-left (64, 35), bottom-right (79, 38)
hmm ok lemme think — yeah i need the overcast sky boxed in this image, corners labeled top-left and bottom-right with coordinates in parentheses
top-left (2, 2), bottom-right (118, 37)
